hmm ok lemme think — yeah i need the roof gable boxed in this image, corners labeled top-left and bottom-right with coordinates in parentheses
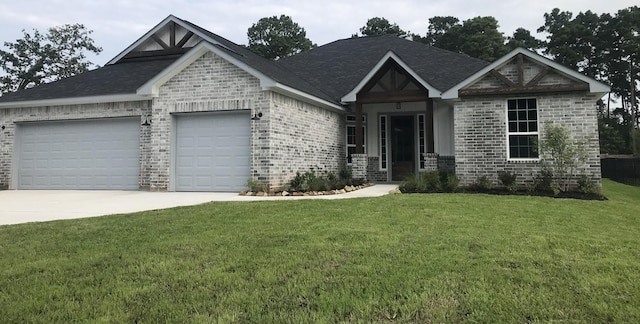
top-left (441, 48), bottom-right (610, 99)
top-left (278, 35), bottom-right (490, 102)
top-left (341, 51), bottom-right (440, 102)
top-left (108, 15), bottom-right (221, 64)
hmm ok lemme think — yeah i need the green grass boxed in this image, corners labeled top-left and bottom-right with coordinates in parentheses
top-left (1, 179), bottom-right (639, 323)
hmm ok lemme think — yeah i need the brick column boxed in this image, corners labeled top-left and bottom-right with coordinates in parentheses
top-left (352, 154), bottom-right (368, 180)
top-left (424, 153), bottom-right (439, 171)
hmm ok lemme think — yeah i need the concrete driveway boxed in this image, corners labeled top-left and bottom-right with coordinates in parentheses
top-left (0, 185), bottom-right (397, 226)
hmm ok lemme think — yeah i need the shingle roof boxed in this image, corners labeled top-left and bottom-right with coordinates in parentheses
top-left (0, 18), bottom-right (490, 106)
top-left (0, 57), bottom-right (178, 103)
top-left (177, 18), bottom-right (337, 104)
top-left (277, 34), bottom-right (491, 101)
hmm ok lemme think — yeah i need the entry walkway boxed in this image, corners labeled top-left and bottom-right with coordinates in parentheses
top-left (0, 184), bottom-right (398, 226)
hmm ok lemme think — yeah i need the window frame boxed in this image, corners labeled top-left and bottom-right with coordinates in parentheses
top-left (346, 114), bottom-right (366, 164)
top-left (506, 97), bottom-right (540, 161)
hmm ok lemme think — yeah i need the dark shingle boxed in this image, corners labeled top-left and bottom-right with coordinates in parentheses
top-left (277, 35), bottom-right (490, 101)
top-left (0, 58), bottom-right (178, 103)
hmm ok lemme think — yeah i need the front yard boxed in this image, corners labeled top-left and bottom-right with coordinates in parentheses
top-left (0, 179), bottom-right (638, 322)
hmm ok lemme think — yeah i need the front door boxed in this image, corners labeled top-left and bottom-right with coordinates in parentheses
top-left (391, 115), bottom-right (415, 181)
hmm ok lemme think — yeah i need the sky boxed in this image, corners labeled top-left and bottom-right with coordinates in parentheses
top-left (0, 0), bottom-right (636, 66)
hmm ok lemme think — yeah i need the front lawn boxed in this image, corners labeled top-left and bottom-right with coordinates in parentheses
top-left (0, 179), bottom-right (638, 322)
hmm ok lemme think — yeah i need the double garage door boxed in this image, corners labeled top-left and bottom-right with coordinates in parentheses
top-left (15, 112), bottom-right (250, 191)
top-left (17, 118), bottom-right (141, 190)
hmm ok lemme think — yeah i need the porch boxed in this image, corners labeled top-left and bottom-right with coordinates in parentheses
top-left (344, 55), bottom-right (455, 182)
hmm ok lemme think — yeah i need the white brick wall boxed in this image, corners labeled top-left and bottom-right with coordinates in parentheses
top-left (267, 91), bottom-right (345, 186)
top-left (454, 92), bottom-right (601, 187)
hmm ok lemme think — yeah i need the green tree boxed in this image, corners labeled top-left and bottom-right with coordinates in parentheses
top-left (418, 16), bottom-right (508, 61)
top-left (356, 17), bottom-right (408, 37)
top-left (458, 16), bottom-right (509, 61)
top-left (506, 28), bottom-right (544, 51)
top-left (0, 24), bottom-right (102, 94)
top-left (247, 15), bottom-right (315, 60)
top-left (540, 123), bottom-right (588, 192)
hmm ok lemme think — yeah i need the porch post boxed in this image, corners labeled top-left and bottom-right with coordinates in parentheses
top-left (426, 98), bottom-right (435, 153)
top-left (355, 102), bottom-right (364, 154)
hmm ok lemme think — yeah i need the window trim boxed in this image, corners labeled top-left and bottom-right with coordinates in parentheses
top-left (346, 114), bottom-right (366, 164)
top-left (506, 97), bottom-right (541, 162)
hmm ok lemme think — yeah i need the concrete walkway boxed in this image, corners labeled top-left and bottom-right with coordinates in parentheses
top-left (0, 184), bottom-right (398, 226)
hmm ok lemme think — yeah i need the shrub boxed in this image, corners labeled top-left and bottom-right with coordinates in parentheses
top-left (473, 175), bottom-right (493, 191)
top-left (247, 178), bottom-right (268, 192)
top-left (288, 169), bottom-right (362, 192)
top-left (534, 167), bottom-right (554, 192)
top-left (539, 123), bottom-right (588, 192)
top-left (498, 171), bottom-right (517, 192)
top-left (399, 171), bottom-right (442, 193)
top-left (577, 175), bottom-right (600, 194)
top-left (441, 172), bottom-right (460, 193)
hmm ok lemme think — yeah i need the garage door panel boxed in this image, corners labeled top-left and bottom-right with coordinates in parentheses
top-left (17, 118), bottom-right (140, 190)
top-left (176, 111), bottom-right (250, 192)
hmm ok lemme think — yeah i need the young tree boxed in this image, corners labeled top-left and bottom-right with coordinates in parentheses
top-left (356, 17), bottom-right (408, 37)
top-left (247, 15), bottom-right (315, 60)
top-left (0, 24), bottom-right (102, 94)
top-left (540, 123), bottom-right (588, 192)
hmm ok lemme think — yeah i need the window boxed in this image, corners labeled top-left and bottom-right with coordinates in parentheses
top-left (346, 115), bottom-right (366, 163)
top-left (380, 115), bottom-right (387, 170)
top-left (418, 114), bottom-right (426, 169)
top-left (507, 98), bottom-right (539, 159)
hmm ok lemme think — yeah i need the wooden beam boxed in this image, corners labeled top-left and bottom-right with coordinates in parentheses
top-left (355, 102), bottom-right (364, 154)
top-left (397, 76), bottom-right (411, 91)
top-left (459, 83), bottom-right (590, 96)
top-left (390, 69), bottom-right (397, 90)
top-left (517, 54), bottom-right (525, 86)
top-left (490, 70), bottom-right (517, 88)
top-left (176, 31), bottom-right (195, 48)
top-left (169, 22), bottom-right (176, 47)
top-left (525, 67), bottom-right (550, 87)
top-left (426, 99), bottom-right (435, 153)
top-left (151, 34), bottom-right (169, 49)
top-left (357, 90), bottom-right (429, 104)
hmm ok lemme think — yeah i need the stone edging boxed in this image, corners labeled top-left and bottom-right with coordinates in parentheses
top-left (239, 183), bottom-right (373, 197)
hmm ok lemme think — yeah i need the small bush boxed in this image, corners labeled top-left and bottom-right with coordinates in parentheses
top-left (398, 171), bottom-right (444, 193)
top-left (577, 175), bottom-right (600, 194)
top-left (498, 171), bottom-right (517, 192)
top-left (288, 169), bottom-right (362, 192)
top-left (473, 175), bottom-right (493, 191)
top-left (399, 177), bottom-right (419, 193)
top-left (534, 168), bottom-right (554, 192)
top-left (441, 172), bottom-right (460, 193)
top-left (247, 178), bottom-right (268, 192)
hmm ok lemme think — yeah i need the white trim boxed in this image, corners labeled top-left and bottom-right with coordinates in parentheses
top-left (269, 82), bottom-right (345, 112)
top-left (136, 41), bottom-right (344, 112)
top-left (441, 47), bottom-right (611, 99)
top-left (417, 113), bottom-right (426, 170)
top-left (346, 114), bottom-right (367, 164)
top-left (341, 51), bottom-right (441, 103)
top-left (505, 97), bottom-right (541, 161)
top-left (379, 114), bottom-right (388, 171)
top-left (0, 94), bottom-right (149, 109)
top-left (107, 15), bottom-right (228, 65)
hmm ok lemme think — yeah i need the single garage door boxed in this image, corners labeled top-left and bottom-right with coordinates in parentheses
top-left (17, 118), bottom-right (140, 190)
top-left (175, 111), bottom-right (250, 192)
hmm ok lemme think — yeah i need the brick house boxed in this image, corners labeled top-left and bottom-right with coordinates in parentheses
top-left (0, 15), bottom-right (609, 191)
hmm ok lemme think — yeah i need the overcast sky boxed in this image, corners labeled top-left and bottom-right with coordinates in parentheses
top-left (0, 0), bottom-right (636, 65)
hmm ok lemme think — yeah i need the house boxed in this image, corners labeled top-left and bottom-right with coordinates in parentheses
top-left (0, 15), bottom-right (609, 191)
